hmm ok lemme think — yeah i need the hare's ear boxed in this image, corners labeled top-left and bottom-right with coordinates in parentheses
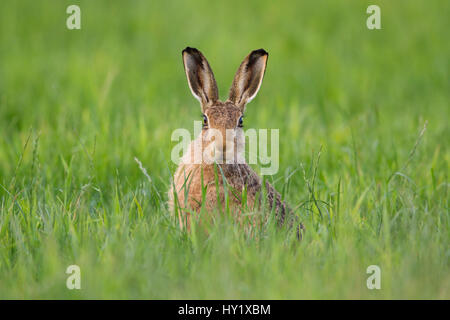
top-left (227, 49), bottom-right (268, 111)
top-left (182, 47), bottom-right (219, 111)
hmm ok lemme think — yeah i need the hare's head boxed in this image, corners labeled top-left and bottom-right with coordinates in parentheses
top-left (182, 47), bottom-right (268, 163)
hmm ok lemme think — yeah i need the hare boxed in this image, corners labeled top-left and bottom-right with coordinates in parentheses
top-left (168, 47), bottom-right (303, 237)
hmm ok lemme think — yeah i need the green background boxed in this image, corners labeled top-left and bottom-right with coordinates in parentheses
top-left (0, 0), bottom-right (448, 298)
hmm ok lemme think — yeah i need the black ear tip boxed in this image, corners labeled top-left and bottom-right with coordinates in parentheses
top-left (252, 49), bottom-right (268, 57)
top-left (182, 47), bottom-right (199, 55)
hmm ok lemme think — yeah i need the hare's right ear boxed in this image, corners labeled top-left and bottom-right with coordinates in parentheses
top-left (182, 47), bottom-right (219, 111)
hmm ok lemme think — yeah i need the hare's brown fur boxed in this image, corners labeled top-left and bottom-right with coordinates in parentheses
top-left (168, 47), bottom-right (299, 234)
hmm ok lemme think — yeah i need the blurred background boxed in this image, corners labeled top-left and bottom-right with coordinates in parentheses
top-left (0, 0), bottom-right (448, 299)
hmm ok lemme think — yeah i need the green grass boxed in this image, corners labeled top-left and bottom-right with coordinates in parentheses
top-left (0, 0), bottom-right (448, 299)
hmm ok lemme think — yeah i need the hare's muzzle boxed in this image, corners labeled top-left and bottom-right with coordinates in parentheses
top-left (204, 127), bottom-right (241, 164)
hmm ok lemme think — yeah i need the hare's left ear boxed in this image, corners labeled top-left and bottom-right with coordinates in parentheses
top-left (227, 49), bottom-right (268, 111)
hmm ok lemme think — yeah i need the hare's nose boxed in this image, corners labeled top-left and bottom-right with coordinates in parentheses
top-left (205, 128), bottom-right (226, 147)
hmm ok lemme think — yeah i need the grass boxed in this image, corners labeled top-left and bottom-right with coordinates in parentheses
top-left (0, 0), bottom-right (448, 299)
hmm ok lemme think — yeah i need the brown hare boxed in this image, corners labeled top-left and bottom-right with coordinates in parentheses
top-left (168, 47), bottom-right (303, 237)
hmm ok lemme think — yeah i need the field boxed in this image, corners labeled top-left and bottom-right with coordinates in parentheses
top-left (0, 0), bottom-right (448, 299)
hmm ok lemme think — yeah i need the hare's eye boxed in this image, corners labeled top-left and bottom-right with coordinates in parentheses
top-left (238, 116), bottom-right (244, 128)
top-left (202, 114), bottom-right (208, 127)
